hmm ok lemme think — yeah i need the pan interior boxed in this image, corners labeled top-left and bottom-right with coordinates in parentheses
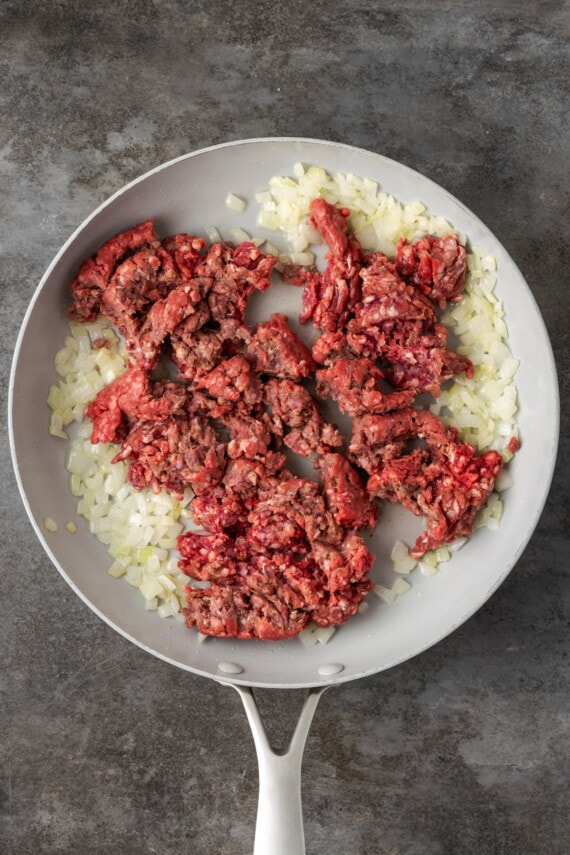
top-left (9, 138), bottom-right (559, 688)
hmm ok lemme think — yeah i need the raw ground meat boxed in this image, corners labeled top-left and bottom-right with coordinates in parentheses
top-left (244, 313), bottom-right (316, 380)
top-left (316, 357), bottom-right (415, 416)
top-left (72, 198), bottom-right (510, 640)
top-left (263, 378), bottom-right (344, 457)
top-left (69, 220), bottom-right (160, 323)
top-left (283, 198), bottom-right (364, 331)
top-left (85, 366), bottom-right (188, 445)
top-left (180, 479), bottom-right (374, 639)
top-left (394, 234), bottom-right (467, 308)
top-left (316, 453), bottom-right (377, 530)
top-left (356, 409), bottom-right (503, 557)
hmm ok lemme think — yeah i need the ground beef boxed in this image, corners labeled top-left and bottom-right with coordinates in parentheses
top-left (244, 313), bottom-right (316, 380)
top-left (85, 366), bottom-right (188, 445)
top-left (222, 454), bottom-right (288, 500)
top-left (252, 477), bottom-right (342, 545)
top-left (306, 247), bottom-right (472, 398)
top-left (100, 246), bottom-right (183, 345)
top-left (195, 241), bottom-right (276, 323)
top-left (70, 229), bottom-right (274, 375)
top-left (349, 409), bottom-right (420, 472)
top-left (181, 556), bottom-right (316, 641)
top-left (171, 319), bottom-right (252, 384)
top-left (316, 357), bottom-right (415, 416)
top-left (361, 409), bottom-right (503, 558)
top-left (69, 220), bottom-right (160, 323)
top-left (161, 234), bottom-right (207, 283)
top-left (190, 488), bottom-right (247, 534)
top-left (394, 234), bottom-right (467, 308)
top-left (225, 410), bottom-right (277, 461)
top-left (74, 202), bottom-right (509, 641)
top-left (358, 253), bottom-right (436, 322)
top-left (128, 279), bottom-right (209, 370)
top-left (348, 253), bottom-right (472, 397)
top-left (196, 354), bottom-right (262, 410)
top-left (113, 413), bottom-right (227, 498)
top-left (263, 378), bottom-right (344, 457)
top-left (284, 198), bottom-right (364, 331)
top-left (315, 453), bottom-right (377, 530)
top-left (179, 478), bottom-right (373, 639)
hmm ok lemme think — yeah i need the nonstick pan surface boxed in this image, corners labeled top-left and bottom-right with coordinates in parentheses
top-left (9, 138), bottom-right (559, 690)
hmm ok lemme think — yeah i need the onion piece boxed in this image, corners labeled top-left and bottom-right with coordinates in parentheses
top-left (205, 225), bottom-right (222, 244)
top-left (230, 227), bottom-right (251, 244)
top-left (391, 540), bottom-right (417, 574)
top-left (225, 192), bottom-right (246, 213)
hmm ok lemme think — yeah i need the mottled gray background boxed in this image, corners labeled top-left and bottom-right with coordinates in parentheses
top-left (1, 2), bottom-right (568, 854)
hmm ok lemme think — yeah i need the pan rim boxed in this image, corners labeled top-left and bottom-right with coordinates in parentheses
top-left (9, 136), bottom-right (560, 688)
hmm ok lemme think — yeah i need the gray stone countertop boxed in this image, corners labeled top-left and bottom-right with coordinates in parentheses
top-left (1, 2), bottom-right (568, 853)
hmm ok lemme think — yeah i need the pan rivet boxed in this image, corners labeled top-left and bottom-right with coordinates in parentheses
top-left (217, 661), bottom-right (244, 675)
top-left (317, 663), bottom-right (344, 676)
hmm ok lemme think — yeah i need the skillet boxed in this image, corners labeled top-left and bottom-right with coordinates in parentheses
top-left (9, 138), bottom-right (559, 853)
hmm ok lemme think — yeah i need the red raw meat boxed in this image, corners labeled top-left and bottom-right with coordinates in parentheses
top-left (74, 202), bottom-right (509, 641)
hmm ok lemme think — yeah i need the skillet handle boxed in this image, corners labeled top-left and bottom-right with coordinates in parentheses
top-left (227, 683), bottom-right (328, 855)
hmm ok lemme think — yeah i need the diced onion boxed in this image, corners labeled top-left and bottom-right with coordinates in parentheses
top-left (230, 227), bottom-right (251, 244)
top-left (494, 469), bottom-right (515, 492)
top-left (374, 579), bottom-right (412, 603)
top-left (225, 192), bottom-right (246, 213)
top-left (298, 622), bottom-right (337, 646)
top-left (418, 560), bottom-right (440, 578)
top-left (374, 584), bottom-right (397, 604)
top-left (390, 540), bottom-right (417, 574)
top-left (391, 578), bottom-right (412, 596)
top-left (313, 626), bottom-right (336, 644)
top-left (298, 628), bottom-right (318, 647)
top-left (205, 225), bottom-right (222, 243)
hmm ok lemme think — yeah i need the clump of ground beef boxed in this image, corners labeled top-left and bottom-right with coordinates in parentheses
top-left (70, 199), bottom-right (508, 640)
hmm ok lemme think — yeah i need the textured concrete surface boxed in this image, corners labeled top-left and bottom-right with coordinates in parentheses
top-left (1, 1), bottom-right (568, 853)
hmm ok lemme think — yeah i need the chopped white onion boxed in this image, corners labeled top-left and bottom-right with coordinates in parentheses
top-left (390, 540), bottom-right (417, 574)
top-left (418, 560), bottom-right (440, 578)
top-left (298, 622), bottom-right (337, 646)
top-left (494, 469), bottom-right (515, 492)
top-left (225, 192), bottom-right (246, 213)
top-left (230, 227), bottom-right (251, 244)
top-left (391, 578), bottom-right (412, 596)
top-left (374, 579), bottom-right (412, 603)
top-left (205, 225), bottom-right (222, 244)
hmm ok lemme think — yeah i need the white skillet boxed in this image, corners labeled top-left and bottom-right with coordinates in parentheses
top-left (9, 138), bottom-right (559, 853)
